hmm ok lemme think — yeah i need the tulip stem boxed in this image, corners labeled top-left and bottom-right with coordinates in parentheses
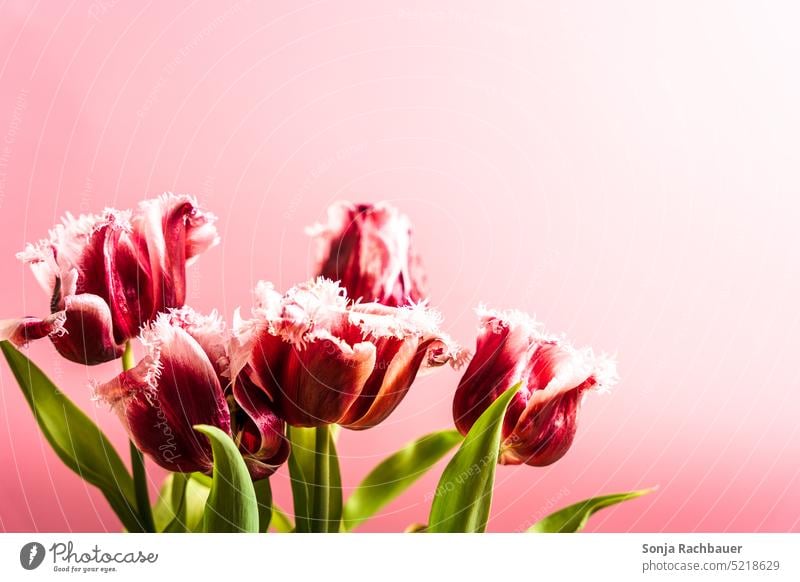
top-left (312, 425), bottom-right (331, 532)
top-left (122, 341), bottom-right (156, 533)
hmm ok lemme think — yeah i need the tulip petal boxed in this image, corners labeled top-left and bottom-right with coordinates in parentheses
top-left (501, 387), bottom-right (582, 466)
top-left (307, 202), bottom-right (427, 306)
top-left (0, 313), bottom-right (66, 346)
top-left (452, 310), bottom-right (537, 438)
top-left (95, 319), bottom-right (230, 473)
top-left (51, 294), bottom-right (124, 365)
top-left (232, 372), bottom-right (290, 480)
top-left (279, 335), bottom-right (376, 426)
top-left (138, 194), bottom-right (219, 313)
top-left (340, 337), bottom-right (428, 429)
top-left (103, 226), bottom-right (155, 343)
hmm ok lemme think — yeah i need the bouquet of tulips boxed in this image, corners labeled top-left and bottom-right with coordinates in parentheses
top-left (1, 195), bottom-right (649, 533)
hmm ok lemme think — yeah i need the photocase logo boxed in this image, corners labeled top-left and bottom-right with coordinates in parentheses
top-left (19, 542), bottom-right (46, 570)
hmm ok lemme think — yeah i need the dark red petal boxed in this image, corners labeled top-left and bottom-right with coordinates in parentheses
top-left (95, 325), bottom-right (230, 473)
top-left (340, 336), bottom-right (429, 429)
top-left (137, 195), bottom-right (219, 317)
top-left (452, 318), bottom-right (530, 438)
top-left (104, 228), bottom-right (155, 343)
top-left (277, 337), bottom-right (375, 426)
top-left (50, 294), bottom-right (124, 365)
top-left (232, 371), bottom-right (289, 480)
top-left (0, 314), bottom-right (64, 346)
top-left (502, 386), bottom-right (584, 466)
top-left (309, 202), bottom-right (426, 306)
top-left (73, 223), bottom-right (113, 302)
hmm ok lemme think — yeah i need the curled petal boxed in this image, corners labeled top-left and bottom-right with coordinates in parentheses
top-left (340, 336), bottom-right (429, 429)
top-left (452, 308), bottom-right (540, 437)
top-left (103, 225), bottom-right (155, 342)
top-left (239, 278), bottom-right (459, 428)
top-left (0, 313), bottom-right (66, 347)
top-left (501, 388), bottom-right (582, 466)
top-left (51, 294), bottom-right (124, 365)
top-left (232, 372), bottom-right (290, 480)
top-left (161, 306), bottom-right (229, 379)
top-left (453, 305), bottom-right (617, 467)
top-left (95, 317), bottom-right (230, 473)
top-left (137, 193), bottom-right (219, 313)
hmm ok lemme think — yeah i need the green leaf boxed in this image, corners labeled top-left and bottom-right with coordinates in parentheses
top-left (195, 425), bottom-right (259, 533)
top-left (342, 430), bottom-right (463, 532)
top-left (1, 341), bottom-right (141, 532)
top-left (254, 478), bottom-right (273, 532)
top-left (287, 425), bottom-right (342, 532)
top-left (153, 473), bottom-right (212, 533)
top-left (269, 504), bottom-right (294, 533)
top-left (161, 473), bottom-right (188, 533)
top-left (428, 382), bottom-right (521, 533)
top-left (527, 488), bottom-right (655, 533)
top-left (287, 427), bottom-right (313, 533)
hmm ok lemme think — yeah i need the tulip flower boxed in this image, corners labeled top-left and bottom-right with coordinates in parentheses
top-left (0, 194), bottom-right (219, 365)
top-left (95, 307), bottom-right (289, 479)
top-left (453, 307), bottom-right (617, 466)
top-left (233, 277), bottom-right (464, 429)
top-left (306, 201), bottom-right (427, 307)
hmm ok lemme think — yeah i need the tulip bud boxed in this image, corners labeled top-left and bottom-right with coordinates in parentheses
top-left (453, 307), bottom-right (617, 466)
top-left (2, 194), bottom-right (219, 365)
top-left (95, 307), bottom-right (288, 478)
top-left (306, 202), bottom-right (427, 307)
top-left (233, 278), bottom-right (465, 429)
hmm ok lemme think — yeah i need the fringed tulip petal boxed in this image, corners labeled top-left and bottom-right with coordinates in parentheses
top-left (237, 278), bottom-right (462, 429)
top-left (307, 202), bottom-right (427, 307)
top-left (52, 294), bottom-right (124, 365)
top-left (95, 315), bottom-right (230, 473)
top-left (14, 196), bottom-right (218, 364)
top-left (232, 373), bottom-right (290, 480)
top-left (453, 306), bottom-right (617, 467)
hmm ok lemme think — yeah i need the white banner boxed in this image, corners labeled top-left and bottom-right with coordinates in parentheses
top-left (0, 533), bottom-right (797, 581)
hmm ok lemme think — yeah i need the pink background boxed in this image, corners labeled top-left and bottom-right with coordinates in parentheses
top-left (1, 0), bottom-right (798, 532)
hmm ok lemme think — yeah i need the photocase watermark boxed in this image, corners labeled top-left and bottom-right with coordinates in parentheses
top-left (0, 88), bottom-right (29, 209)
top-left (148, 391), bottom-right (182, 465)
top-left (19, 540), bottom-right (158, 574)
top-left (19, 542), bottom-right (45, 570)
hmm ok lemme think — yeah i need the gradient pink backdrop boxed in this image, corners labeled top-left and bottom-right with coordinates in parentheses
top-left (1, 0), bottom-right (798, 532)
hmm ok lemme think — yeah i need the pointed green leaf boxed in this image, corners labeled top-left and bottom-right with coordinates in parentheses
top-left (342, 430), bottom-right (463, 531)
top-left (527, 488), bottom-right (655, 533)
top-left (153, 473), bottom-right (213, 533)
top-left (1, 341), bottom-right (141, 532)
top-left (428, 382), bottom-right (521, 533)
top-left (161, 473), bottom-right (189, 533)
top-left (195, 425), bottom-right (258, 533)
top-left (254, 478), bottom-right (273, 532)
top-left (269, 503), bottom-right (293, 533)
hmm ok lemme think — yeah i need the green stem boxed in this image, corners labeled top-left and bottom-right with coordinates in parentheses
top-left (312, 425), bottom-right (330, 533)
top-left (123, 341), bottom-right (155, 533)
